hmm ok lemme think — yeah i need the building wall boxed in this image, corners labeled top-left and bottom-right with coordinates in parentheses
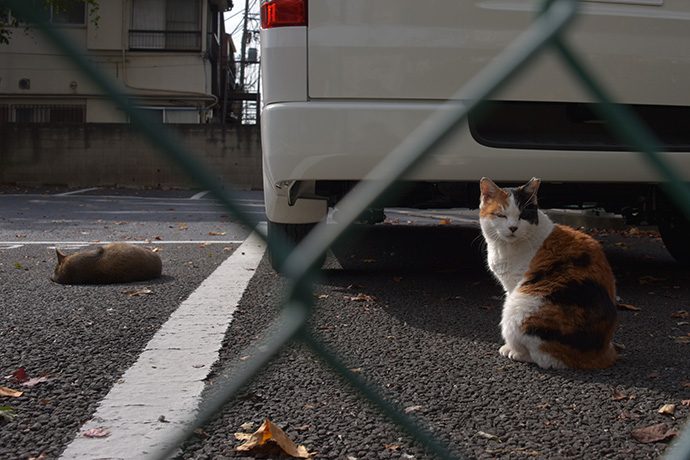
top-left (0, 123), bottom-right (262, 190)
top-left (0, 0), bottom-right (227, 123)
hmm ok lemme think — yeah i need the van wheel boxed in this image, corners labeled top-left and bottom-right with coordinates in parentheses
top-left (658, 213), bottom-right (690, 266)
top-left (267, 221), bottom-right (325, 272)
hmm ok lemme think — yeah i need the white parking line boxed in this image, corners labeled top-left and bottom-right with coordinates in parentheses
top-left (189, 190), bottom-right (210, 200)
top-left (54, 188), bottom-right (101, 197)
top-left (58, 231), bottom-right (267, 460)
top-left (0, 240), bottom-right (245, 249)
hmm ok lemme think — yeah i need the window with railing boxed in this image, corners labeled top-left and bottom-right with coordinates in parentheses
top-left (0, 105), bottom-right (86, 123)
top-left (129, 0), bottom-right (202, 51)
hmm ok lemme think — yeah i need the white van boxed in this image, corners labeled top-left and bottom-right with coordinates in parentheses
top-left (259, 0), bottom-right (690, 267)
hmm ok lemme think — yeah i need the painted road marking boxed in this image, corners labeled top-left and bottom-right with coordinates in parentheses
top-left (0, 240), bottom-right (246, 249)
top-left (54, 188), bottom-right (101, 197)
top-left (190, 190), bottom-right (210, 200)
top-left (58, 231), bottom-right (267, 460)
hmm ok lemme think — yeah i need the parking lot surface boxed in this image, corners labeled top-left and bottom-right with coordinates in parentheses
top-left (0, 186), bottom-right (688, 459)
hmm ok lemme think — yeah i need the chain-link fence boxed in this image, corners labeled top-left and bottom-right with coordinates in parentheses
top-left (2, 0), bottom-right (689, 458)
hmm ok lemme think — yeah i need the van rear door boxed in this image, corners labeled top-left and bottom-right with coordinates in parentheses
top-left (307, 0), bottom-right (690, 106)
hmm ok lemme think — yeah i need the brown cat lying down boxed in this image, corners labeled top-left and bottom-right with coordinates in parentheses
top-left (51, 243), bottom-right (162, 285)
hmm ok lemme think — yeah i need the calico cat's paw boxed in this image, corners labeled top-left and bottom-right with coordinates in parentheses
top-left (499, 344), bottom-right (533, 363)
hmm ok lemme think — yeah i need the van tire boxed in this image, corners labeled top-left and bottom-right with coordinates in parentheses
top-left (267, 221), bottom-right (325, 272)
top-left (658, 213), bottom-right (690, 266)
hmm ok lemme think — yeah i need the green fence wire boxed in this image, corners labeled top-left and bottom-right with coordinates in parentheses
top-left (2, 0), bottom-right (690, 458)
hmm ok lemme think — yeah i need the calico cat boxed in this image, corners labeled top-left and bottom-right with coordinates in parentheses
top-left (51, 243), bottom-right (162, 285)
top-left (479, 177), bottom-right (618, 369)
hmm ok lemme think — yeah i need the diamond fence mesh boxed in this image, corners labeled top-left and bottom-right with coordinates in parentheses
top-left (2, 0), bottom-right (689, 458)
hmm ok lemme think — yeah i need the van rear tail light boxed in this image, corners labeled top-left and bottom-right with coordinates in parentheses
top-left (261, 0), bottom-right (307, 29)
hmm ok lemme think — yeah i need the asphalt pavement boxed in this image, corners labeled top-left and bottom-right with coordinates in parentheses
top-left (1, 186), bottom-right (689, 460)
top-left (177, 219), bottom-right (690, 459)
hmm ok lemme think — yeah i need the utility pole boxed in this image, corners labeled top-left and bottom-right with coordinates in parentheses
top-left (238, 0), bottom-right (250, 92)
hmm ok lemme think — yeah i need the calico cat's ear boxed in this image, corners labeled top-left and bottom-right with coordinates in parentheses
top-left (522, 177), bottom-right (541, 204)
top-left (480, 177), bottom-right (501, 200)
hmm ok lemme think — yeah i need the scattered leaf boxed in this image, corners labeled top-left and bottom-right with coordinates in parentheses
top-left (670, 310), bottom-right (689, 319)
top-left (122, 288), bottom-right (153, 296)
top-left (12, 368), bottom-right (28, 384)
top-left (0, 386), bottom-right (23, 398)
top-left (638, 275), bottom-right (668, 285)
top-left (0, 406), bottom-right (17, 423)
top-left (14, 263), bottom-right (22, 269)
top-left (346, 293), bottom-right (377, 302)
top-left (208, 231), bottom-right (226, 236)
top-left (21, 376), bottom-right (52, 387)
top-left (438, 219), bottom-right (452, 225)
top-left (616, 303), bottom-right (642, 311)
top-left (239, 422), bottom-right (254, 431)
top-left (611, 387), bottom-right (628, 401)
top-left (236, 419), bottom-right (314, 458)
top-left (477, 431), bottom-right (500, 441)
top-left (383, 444), bottom-right (401, 451)
top-left (83, 427), bottom-right (110, 438)
top-left (632, 423), bottom-right (678, 443)
top-left (28, 453), bottom-right (48, 460)
top-left (659, 404), bottom-right (676, 416)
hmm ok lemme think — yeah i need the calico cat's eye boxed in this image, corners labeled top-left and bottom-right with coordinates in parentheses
top-left (495, 213), bottom-right (507, 219)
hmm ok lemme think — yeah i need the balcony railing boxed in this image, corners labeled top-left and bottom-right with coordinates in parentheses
top-left (0, 104), bottom-right (86, 123)
top-left (129, 30), bottom-right (201, 51)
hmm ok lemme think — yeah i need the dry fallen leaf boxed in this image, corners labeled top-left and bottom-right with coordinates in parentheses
top-left (21, 376), bottom-right (52, 387)
top-left (122, 288), bottom-right (153, 296)
top-left (236, 419), bottom-right (313, 458)
top-left (0, 386), bottom-right (23, 398)
top-left (346, 293), bottom-right (377, 302)
top-left (611, 387), bottom-right (628, 401)
top-left (83, 427), bottom-right (110, 438)
top-left (658, 404), bottom-right (676, 416)
top-left (208, 231), bottom-right (226, 236)
top-left (12, 368), bottom-right (28, 384)
top-left (632, 423), bottom-right (678, 443)
top-left (616, 303), bottom-right (642, 311)
top-left (477, 431), bottom-right (500, 441)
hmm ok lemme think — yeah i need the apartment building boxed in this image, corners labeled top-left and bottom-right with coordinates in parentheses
top-left (0, 0), bottom-right (235, 124)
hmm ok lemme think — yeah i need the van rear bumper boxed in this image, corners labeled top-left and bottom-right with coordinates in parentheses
top-left (262, 100), bottom-right (689, 181)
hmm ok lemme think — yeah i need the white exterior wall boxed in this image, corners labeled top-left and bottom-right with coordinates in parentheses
top-left (0, 0), bottom-right (226, 123)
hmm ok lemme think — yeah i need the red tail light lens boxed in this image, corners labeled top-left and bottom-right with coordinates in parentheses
top-left (261, 0), bottom-right (307, 29)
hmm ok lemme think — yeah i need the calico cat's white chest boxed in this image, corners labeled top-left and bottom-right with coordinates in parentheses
top-left (485, 242), bottom-right (537, 294)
